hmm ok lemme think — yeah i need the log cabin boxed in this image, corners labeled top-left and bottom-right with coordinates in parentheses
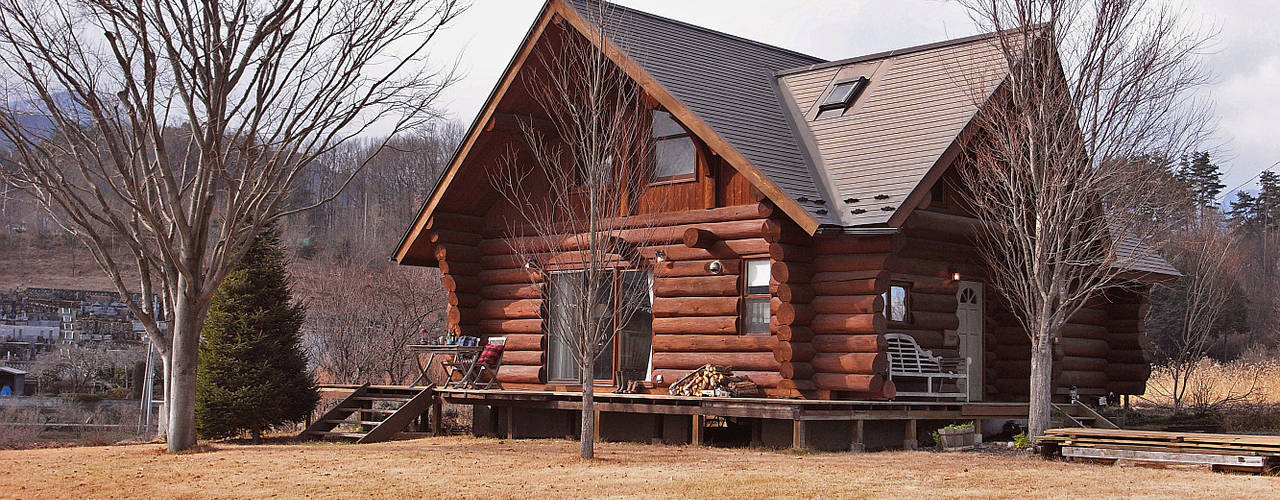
top-left (390, 0), bottom-right (1178, 447)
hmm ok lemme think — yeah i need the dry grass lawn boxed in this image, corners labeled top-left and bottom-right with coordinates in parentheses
top-left (0, 436), bottom-right (1275, 499)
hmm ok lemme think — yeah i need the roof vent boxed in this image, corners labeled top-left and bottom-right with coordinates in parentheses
top-left (874, 194), bottom-right (890, 200)
top-left (815, 77), bottom-right (869, 120)
top-left (880, 206), bottom-right (895, 211)
top-left (815, 209), bottom-right (828, 215)
top-left (851, 208), bottom-right (867, 214)
top-left (843, 198), bottom-right (859, 204)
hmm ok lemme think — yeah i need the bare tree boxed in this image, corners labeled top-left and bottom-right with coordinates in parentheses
top-left (489, 5), bottom-right (662, 459)
top-left (956, 0), bottom-right (1211, 439)
top-left (0, 0), bottom-right (463, 451)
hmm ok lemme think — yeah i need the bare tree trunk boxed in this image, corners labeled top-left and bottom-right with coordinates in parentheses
top-left (156, 353), bottom-right (171, 440)
top-left (1027, 332), bottom-right (1054, 439)
top-left (580, 356), bottom-right (595, 459)
top-left (167, 292), bottom-right (203, 452)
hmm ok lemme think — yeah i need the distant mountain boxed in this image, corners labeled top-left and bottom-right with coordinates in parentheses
top-left (0, 91), bottom-right (81, 149)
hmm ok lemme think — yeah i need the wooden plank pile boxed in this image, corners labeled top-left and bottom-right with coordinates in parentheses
top-left (668, 364), bottom-right (761, 397)
top-left (1039, 427), bottom-right (1280, 473)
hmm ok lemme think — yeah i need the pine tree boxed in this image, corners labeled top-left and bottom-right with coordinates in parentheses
top-left (196, 224), bottom-right (318, 442)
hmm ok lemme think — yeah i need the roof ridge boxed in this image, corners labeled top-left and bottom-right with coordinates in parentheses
top-left (573, 0), bottom-right (826, 64)
top-left (776, 29), bottom-right (1005, 76)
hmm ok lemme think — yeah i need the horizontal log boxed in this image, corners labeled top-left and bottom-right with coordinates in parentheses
top-left (776, 303), bottom-right (814, 325)
top-left (811, 270), bottom-right (888, 295)
top-left (1105, 302), bottom-right (1147, 319)
top-left (478, 268), bottom-right (540, 285)
top-left (653, 259), bottom-right (740, 277)
top-left (654, 275), bottom-right (739, 297)
top-left (810, 295), bottom-right (883, 315)
top-left (892, 328), bottom-right (944, 349)
top-left (425, 212), bottom-right (486, 233)
top-left (428, 229), bottom-right (484, 247)
top-left (911, 311), bottom-right (959, 331)
top-left (651, 316), bottom-right (739, 335)
top-left (442, 275), bottom-right (481, 293)
top-left (481, 283), bottom-right (543, 300)
top-left (995, 360), bottom-right (1030, 378)
top-left (813, 253), bottom-right (891, 272)
top-left (482, 218), bottom-right (767, 255)
top-left (1060, 337), bottom-right (1110, 358)
top-left (448, 292), bottom-right (481, 308)
top-left (496, 364), bottom-right (545, 384)
top-left (477, 299), bottom-right (542, 320)
top-left (780, 362), bottom-right (814, 380)
top-left (771, 262), bottom-right (813, 283)
top-left (776, 284), bottom-right (814, 304)
top-left (651, 334), bottom-right (776, 352)
top-left (651, 352), bottom-right (780, 371)
top-left (813, 234), bottom-right (902, 254)
top-left (439, 260), bottom-right (482, 276)
top-left (994, 379), bottom-right (1029, 395)
top-left (479, 319), bottom-right (543, 334)
top-left (1061, 323), bottom-right (1108, 340)
top-left (502, 334), bottom-right (546, 351)
top-left (761, 219), bottom-right (809, 244)
top-left (683, 228), bottom-right (718, 249)
top-left (772, 323), bottom-right (815, 342)
top-left (1107, 349), bottom-right (1148, 364)
top-left (811, 334), bottom-right (885, 353)
top-left (652, 369), bottom-right (782, 389)
top-left (643, 239), bottom-right (770, 261)
top-left (652, 296), bottom-right (739, 317)
top-left (489, 205), bottom-right (763, 238)
top-left (910, 292), bottom-right (957, 313)
top-left (812, 373), bottom-right (884, 392)
top-left (773, 341), bottom-right (816, 363)
top-left (685, 219), bottom-right (764, 242)
top-left (891, 274), bottom-right (957, 294)
top-left (502, 350), bottom-right (545, 366)
top-left (1060, 356), bottom-right (1108, 372)
top-left (810, 352), bottom-right (888, 374)
top-left (897, 237), bottom-right (974, 263)
top-left (1068, 308), bottom-right (1110, 327)
top-left (994, 344), bottom-right (1031, 360)
top-left (810, 313), bottom-right (886, 335)
top-left (434, 243), bottom-right (481, 263)
top-left (1106, 362), bottom-right (1151, 381)
top-left (446, 305), bottom-right (478, 326)
top-left (769, 243), bottom-right (814, 262)
top-left (903, 209), bottom-right (979, 244)
top-left (1057, 370), bottom-right (1108, 389)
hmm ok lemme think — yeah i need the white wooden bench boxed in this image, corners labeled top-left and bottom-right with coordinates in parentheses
top-left (885, 333), bottom-right (970, 401)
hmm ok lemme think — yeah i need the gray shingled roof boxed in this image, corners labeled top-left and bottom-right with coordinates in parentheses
top-left (565, 0), bottom-right (838, 223)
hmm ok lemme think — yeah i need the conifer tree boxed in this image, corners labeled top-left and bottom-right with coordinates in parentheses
top-left (196, 224), bottom-right (318, 443)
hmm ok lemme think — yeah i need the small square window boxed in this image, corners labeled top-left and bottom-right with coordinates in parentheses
top-left (745, 259), bottom-right (771, 295)
top-left (816, 77), bottom-right (868, 119)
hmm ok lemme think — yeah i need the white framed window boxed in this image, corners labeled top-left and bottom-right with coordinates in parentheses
top-left (743, 259), bottom-right (771, 334)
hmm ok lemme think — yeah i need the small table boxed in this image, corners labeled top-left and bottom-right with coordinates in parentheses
top-left (408, 344), bottom-right (483, 387)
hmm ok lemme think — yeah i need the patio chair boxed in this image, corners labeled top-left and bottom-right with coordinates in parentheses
top-left (441, 349), bottom-right (480, 388)
top-left (460, 337), bottom-right (506, 389)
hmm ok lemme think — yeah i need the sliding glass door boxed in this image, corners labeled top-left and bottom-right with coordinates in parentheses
top-left (545, 269), bottom-right (652, 384)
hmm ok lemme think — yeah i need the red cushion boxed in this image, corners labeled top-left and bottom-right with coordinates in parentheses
top-left (478, 344), bottom-right (504, 366)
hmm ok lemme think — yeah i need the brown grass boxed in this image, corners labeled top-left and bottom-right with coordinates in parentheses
top-left (0, 436), bottom-right (1274, 499)
top-left (1142, 359), bottom-right (1280, 408)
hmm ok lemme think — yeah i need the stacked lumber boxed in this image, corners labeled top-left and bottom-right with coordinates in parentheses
top-left (1040, 428), bottom-right (1280, 473)
top-left (667, 364), bottom-right (761, 397)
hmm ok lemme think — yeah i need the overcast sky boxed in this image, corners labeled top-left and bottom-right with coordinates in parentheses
top-left (423, 0), bottom-right (1279, 199)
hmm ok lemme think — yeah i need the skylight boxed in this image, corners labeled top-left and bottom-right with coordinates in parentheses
top-left (816, 77), bottom-right (868, 119)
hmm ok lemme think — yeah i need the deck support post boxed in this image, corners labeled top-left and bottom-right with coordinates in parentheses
top-left (851, 419), bottom-right (865, 452)
top-left (431, 394), bottom-right (442, 436)
top-left (691, 414), bottom-right (703, 446)
top-left (972, 419), bottom-right (983, 444)
top-left (792, 419), bottom-right (808, 450)
top-left (505, 406), bottom-right (516, 439)
top-left (903, 419), bottom-right (918, 450)
top-left (593, 409), bottom-right (601, 444)
top-left (750, 418), bottom-right (763, 447)
top-left (488, 405), bottom-right (499, 438)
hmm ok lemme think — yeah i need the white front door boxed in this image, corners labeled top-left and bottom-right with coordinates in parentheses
top-left (956, 281), bottom-right (984, 401)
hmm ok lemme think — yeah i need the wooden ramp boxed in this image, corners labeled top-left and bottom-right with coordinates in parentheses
top-left (1039, 428), bottom-right (1280, 473)
top-left (300, 384), bottom-right (438, 444)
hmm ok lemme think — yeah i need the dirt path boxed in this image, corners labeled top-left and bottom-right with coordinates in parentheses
top-left (0, 436), bottom-right (1274, 499)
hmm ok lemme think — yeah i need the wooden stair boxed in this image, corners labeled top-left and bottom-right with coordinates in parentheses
top-left (1051, 401), bottom-right (1119, 429)
top-left (300, 384), bottom-right (437, 443)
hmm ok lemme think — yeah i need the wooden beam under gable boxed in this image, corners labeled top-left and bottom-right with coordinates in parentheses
top-left (550, 0), bottom-right (820, 235)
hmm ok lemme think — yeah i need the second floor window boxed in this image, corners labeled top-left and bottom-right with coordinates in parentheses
top-left (652, 110), bottom-right (695, 181)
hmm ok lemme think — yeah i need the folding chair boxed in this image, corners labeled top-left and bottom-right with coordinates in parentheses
top-left (441, 349), bottom-right (480, 388)
top-left (461, 337), bottom-right (506, 389)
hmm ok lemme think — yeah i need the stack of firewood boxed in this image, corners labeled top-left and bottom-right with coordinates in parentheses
top-left (668, 364), bottom-right (761, 397)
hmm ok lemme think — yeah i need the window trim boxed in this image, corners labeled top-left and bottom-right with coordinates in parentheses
top-left (742, 258), bottom-right (772, 336)
top-left (649, 110), bottom-right (699, 184)
top-left (815, 76), bottom-right (869, 120)
top-left (884, 281), bottom-right (912, 324)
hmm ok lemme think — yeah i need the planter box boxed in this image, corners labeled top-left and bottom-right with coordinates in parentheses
top-left (938, 425), bottom-right (978, 450)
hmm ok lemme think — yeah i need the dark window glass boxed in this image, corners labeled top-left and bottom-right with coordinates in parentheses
top-left (652, 110), bottom-right (695, 180)
top-left (744, 297), bottom-right (770, 334)
top-left (816, 77), bottom-right (868, 120)
top-left (743, 259), bottom-right (771, 334)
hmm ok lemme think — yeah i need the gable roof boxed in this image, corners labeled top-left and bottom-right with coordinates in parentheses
top-left (565, 0), bottom-right (837, 223)
top-left (775, 32), bottom-right (1009, 227)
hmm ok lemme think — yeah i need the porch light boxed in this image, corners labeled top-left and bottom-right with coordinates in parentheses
top-left (653, 249), bottom-right (667, 263)
top-left (949, 265), bottom-right (961, 281)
